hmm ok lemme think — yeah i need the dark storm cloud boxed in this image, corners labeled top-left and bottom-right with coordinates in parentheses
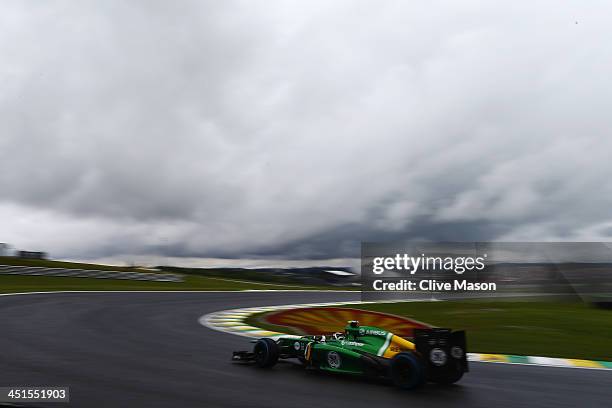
top-left (2, 1), bottom-right (612, 261)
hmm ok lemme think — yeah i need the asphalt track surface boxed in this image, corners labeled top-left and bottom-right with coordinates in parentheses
top-left (1, 292), bottom-right (611, 408)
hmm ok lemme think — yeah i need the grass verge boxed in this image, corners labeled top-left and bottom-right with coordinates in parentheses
top-left (0, 274), bottom-right (331, 293)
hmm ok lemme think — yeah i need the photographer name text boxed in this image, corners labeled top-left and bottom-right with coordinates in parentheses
top-left (371, 279), bottom-right (496, 292)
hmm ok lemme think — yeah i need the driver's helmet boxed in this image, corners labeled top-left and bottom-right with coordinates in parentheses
top-left (345, 320), bottom-right (360, 339)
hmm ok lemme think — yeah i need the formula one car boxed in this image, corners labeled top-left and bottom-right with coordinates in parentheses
top-left (232, 321), bottom-right (468, 389)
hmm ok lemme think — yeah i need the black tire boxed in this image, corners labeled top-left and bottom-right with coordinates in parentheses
top-left (253, 338), bottom-right (279, 368)
top-left (390, 352), bottom-right (425, 390)
top-left (429, 360), bottom-right (464, 385)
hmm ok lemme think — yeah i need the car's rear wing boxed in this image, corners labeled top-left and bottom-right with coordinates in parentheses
top-left (413, 328), bottom-right (469, 374)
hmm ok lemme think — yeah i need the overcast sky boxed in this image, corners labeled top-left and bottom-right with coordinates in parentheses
top-left (1, 1), bottom-right (612, 266)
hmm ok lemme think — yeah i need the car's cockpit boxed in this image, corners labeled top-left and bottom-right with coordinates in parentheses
top-left (312, 332), bottom-right (346, 342)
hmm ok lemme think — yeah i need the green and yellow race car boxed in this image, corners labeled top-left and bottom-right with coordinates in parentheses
top-left (232, 320), bottom-right (468, 389)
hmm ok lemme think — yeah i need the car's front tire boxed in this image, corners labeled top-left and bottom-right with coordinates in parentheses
top-left (390, 352), bottom-right (425, 390)
top-left (253, 338), bottom-right (279, 368)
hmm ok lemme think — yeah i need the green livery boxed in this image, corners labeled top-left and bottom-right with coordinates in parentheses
top-left (232, 320), bottom-right (468, 390)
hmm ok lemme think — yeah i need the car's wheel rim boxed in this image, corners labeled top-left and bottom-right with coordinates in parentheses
top-left (398, 362), bottom-right (413, 382)
top-left (255, 344), bottom-right (267, 364)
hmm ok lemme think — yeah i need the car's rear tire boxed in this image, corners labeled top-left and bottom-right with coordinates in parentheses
top-left (390, 352), bottom-right (425, 390)
top-left (253, 338), bottom-right (279, 368)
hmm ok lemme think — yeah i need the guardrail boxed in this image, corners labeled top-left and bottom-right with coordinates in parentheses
top-left (0, 265), bottom-right (183, 282)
